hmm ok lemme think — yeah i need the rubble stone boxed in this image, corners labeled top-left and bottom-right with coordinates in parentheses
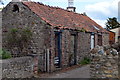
top-left (90, 45), bottom-right (119, 78)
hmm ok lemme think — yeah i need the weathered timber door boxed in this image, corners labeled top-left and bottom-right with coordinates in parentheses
top-left (54, 31), bottom-right (62, 68)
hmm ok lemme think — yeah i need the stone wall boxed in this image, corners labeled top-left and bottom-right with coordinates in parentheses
top-left (90, 46), bottom-right (119, 78)
top-left (61, 31), bottom-right (91, 67)
top-left (102, 33), bottom-right (109, 46)
top-left (2, 2), bottom-right (51, 56)
top-left (2, 2), bottom-right (52, 72)
top-left (94, 33), bottom-right (109, 47)
top-left (1, 56), bottom-right (34, 78)
top-left (77, 32), bottom-right (91, 62)
top-left (2, 2), bottom-right (110, 73)
top-left (94, 33), bottom-right (98, 47)
top-left (61, 30), bottom-right (71, 67)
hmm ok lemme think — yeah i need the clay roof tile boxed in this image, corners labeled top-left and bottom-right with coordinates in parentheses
top-left (23, 2), bottom-right (108, 33)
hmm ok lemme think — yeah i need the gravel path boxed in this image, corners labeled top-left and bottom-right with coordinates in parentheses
top-left (47, 65), bottom-right (90, 78)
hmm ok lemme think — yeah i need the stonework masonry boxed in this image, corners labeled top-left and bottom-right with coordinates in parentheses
top-left (2, 2), bottom-right (110, 73)
top-left (77, 32), bottom-right (91, 62)
top-left (2, 2), bottom-right (92, 71)
top-left (102, 33), bottom-right (109, 46)
top-left (90, 46), bottom-right (119, 78)
top-left (1, 56), bottom-right (34, 78)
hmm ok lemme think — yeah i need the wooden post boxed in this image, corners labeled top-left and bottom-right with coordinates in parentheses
top-left (47, 49), bottom-right (49, 72)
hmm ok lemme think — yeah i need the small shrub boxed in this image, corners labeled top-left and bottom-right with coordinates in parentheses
top-left (0, 49), bottom-right (12, 59)
top-left (79, 57), bottom-right (91, 65)
top-left (79, 28), bottom-right (86, 32)
top-left (6, 28), bottom-right (32, 56)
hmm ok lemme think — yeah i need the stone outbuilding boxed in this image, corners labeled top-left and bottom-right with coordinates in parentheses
top-left (110, 27), bottom-right (120, 43)
top-left (2, 1), bottom-right (109, 72)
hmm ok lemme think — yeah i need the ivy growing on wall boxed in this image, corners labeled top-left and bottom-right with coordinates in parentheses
top-left (0, 49), bottom-right (12, 59)
top-left (79, 28), bottom-right (86, 32)
top-left (6, 27), bottom-right (32, 56)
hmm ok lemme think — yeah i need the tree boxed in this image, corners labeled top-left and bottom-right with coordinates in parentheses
top-left (106, 17), bottom-right (120, 30)
top-left (0, 0), bottom-right (4, 5)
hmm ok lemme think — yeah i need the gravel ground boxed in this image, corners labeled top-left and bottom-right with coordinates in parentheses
top-left (38, 65), bottom-right (90, 78)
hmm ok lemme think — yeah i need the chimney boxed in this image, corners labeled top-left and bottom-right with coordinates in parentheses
top-left (67, 0), bottom-right (76, 12)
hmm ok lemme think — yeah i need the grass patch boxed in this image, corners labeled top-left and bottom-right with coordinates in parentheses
top-left (79, 57), bottom-right (91, 65)
top-left (0, 49), bottom-right (12, 59)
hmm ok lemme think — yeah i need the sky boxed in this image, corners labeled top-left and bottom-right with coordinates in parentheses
top-left (0, 0), bottom-right (119, 28)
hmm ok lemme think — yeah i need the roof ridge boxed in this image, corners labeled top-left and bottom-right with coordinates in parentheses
top-left (23, 1), bottom-right (88, 17)
top-left (32, 2), bottom-right (83, 15)
top-left (22, 1), bottom-right (108, 33)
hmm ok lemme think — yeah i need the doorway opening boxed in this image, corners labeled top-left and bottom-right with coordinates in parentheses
top-left (54, 31), bottom-right (62, 68)
top-left (69, 34), bottom-right (77, 66)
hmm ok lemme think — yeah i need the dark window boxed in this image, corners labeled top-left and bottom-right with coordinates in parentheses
top-left (13, 5), bottom-right (19, 12)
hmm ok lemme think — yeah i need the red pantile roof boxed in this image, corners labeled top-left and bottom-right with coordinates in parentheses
top-left (23, 2), bottom-right (108, 33)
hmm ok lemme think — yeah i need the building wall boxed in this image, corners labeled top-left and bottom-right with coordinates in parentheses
top-left (94, 33), bottom-right (98, 47)
top-left (1, 56), bottom-right (34, 78)
top-left (61, 31), bottom-right (91, 66)
top-left (2, 2), bottom-right (54, 72)
top-left (61, 30), bottom-right (71, 67)
top-left (48, 28), bottom-right (56, 72)
top-left (102, 33), bottom-right (109, 46)
top-left (94, 33), bottom-right (109, 46)
top-left (2, 2), bottom-right (51, 55)
top-left (77, 32), bottom-right (91, 62)
top-left (2, 2), bottom-right (109, 72)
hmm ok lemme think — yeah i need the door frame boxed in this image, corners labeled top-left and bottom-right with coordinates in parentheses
top-left (54, 31), bottom-right (62, 68)
top-left (71, 32), bottom-right (78, 65)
